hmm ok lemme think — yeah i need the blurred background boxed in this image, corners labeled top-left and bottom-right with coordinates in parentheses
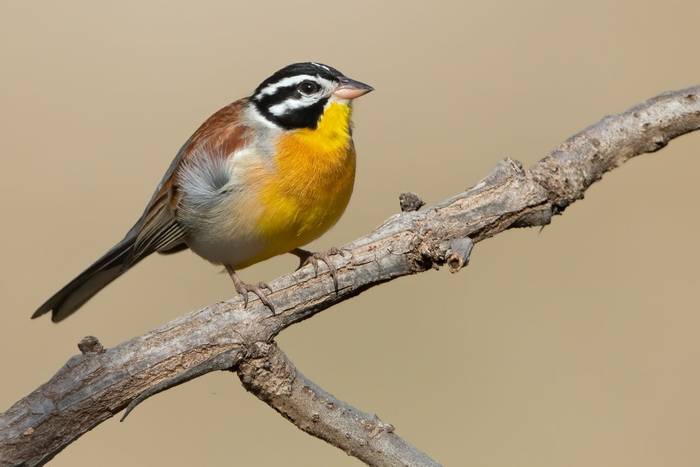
top-left (2, 1), bottom-right (700, 465)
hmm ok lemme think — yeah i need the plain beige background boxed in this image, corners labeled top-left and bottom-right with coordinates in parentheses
top-left (2, 0), bottom-right (700, 465)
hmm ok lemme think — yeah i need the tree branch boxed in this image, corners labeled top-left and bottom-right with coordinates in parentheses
top-left (1, 86), bottom-right (699, 467)
top-left (237, 342), bottom-right (441, 467)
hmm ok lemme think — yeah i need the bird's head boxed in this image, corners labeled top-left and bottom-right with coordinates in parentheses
top-left (250, 62), bottom-right (373, 130)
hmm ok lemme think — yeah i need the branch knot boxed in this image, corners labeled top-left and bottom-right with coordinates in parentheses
top-left (399, 192), bottom-right (425, 212)
top-left (77, 336), bottom-right (105, 355)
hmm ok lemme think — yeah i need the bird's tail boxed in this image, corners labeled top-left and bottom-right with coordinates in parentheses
top-left (32, 234), bottom-right (143, 322)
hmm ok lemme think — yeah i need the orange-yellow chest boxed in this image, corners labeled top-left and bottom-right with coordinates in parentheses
top-left (255, 102), bottom-right (356, 257)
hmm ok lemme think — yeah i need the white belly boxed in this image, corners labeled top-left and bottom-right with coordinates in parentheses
top-left (175, 148), bottom-right (269, 267)
top-left (186, 226), bottom-right (263, 267)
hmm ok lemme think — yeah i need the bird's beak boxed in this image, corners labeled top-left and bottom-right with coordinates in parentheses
top-left (334, 77), bottom-right (374, 100)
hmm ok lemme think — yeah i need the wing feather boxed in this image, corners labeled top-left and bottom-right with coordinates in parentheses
top-left (33, 98), bottom-right (253, 321)
top-left (129, 98), bottom-right (252, 262)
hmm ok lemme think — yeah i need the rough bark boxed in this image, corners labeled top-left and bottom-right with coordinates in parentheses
top-left (1, 86), bottom-right (699, 466)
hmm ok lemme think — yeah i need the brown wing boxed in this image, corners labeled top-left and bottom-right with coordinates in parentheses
top-left (33, 98), bottom-right (252, 322)
top-left (130, 98), bottom-right (252, 259)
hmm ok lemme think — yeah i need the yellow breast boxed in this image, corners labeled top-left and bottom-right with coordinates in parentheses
top-left (250, 102), bottom-right (356, 264)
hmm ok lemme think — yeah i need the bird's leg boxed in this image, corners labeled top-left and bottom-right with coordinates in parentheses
top-left (290, 247), bottom-right (348, 292)
top-left (225, 265), bottom-right (275, 313)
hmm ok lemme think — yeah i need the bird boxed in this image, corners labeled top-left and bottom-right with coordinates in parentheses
top-left (32, 62), bottom-right (373, 322)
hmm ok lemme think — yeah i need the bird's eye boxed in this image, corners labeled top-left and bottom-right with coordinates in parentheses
top-left (298, 80), bottom-right (321, 95)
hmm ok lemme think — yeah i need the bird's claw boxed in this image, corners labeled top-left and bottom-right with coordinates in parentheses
top-left (226, 266), bottom-right (275, 314)
top-left (238, 282), bottom-right (275, 314)
top-left (292, 247), bottom-right (349, 293)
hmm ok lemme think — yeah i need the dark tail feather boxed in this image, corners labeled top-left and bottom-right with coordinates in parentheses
top-left (32, 234), bottom-right (142, 322)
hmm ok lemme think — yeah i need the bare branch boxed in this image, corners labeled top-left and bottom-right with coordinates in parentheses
top-left (238, 342), bottom-right (441, 467)
top-left (1, 86), bottom-right (699, 466)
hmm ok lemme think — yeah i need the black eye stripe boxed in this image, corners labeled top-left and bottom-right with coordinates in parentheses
top-left (254, 94), bottom-right (329, 130)
top-left (255, 77), bottom-right (324, 101)
top-left (256, 89), bottom-right (324, 113)
top-left (256, 85), bottom-right (298, 107)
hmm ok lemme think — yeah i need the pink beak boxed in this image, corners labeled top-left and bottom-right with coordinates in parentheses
top-left (333, 77), bottom-right (374, 100)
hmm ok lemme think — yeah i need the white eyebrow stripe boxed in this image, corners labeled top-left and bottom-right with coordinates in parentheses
top-left (268, 98), bottom-right (315, 116)
top-left (256, 74), bottom-right (317, 98)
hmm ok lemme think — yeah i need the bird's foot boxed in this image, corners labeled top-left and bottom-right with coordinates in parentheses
top-left (226, 266), bottom-right (275, 314)
top-left (291, 247), bottom-right (349, 292)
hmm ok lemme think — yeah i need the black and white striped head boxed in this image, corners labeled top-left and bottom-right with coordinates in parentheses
top-left (251, 62), bottom-right (373, 130)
